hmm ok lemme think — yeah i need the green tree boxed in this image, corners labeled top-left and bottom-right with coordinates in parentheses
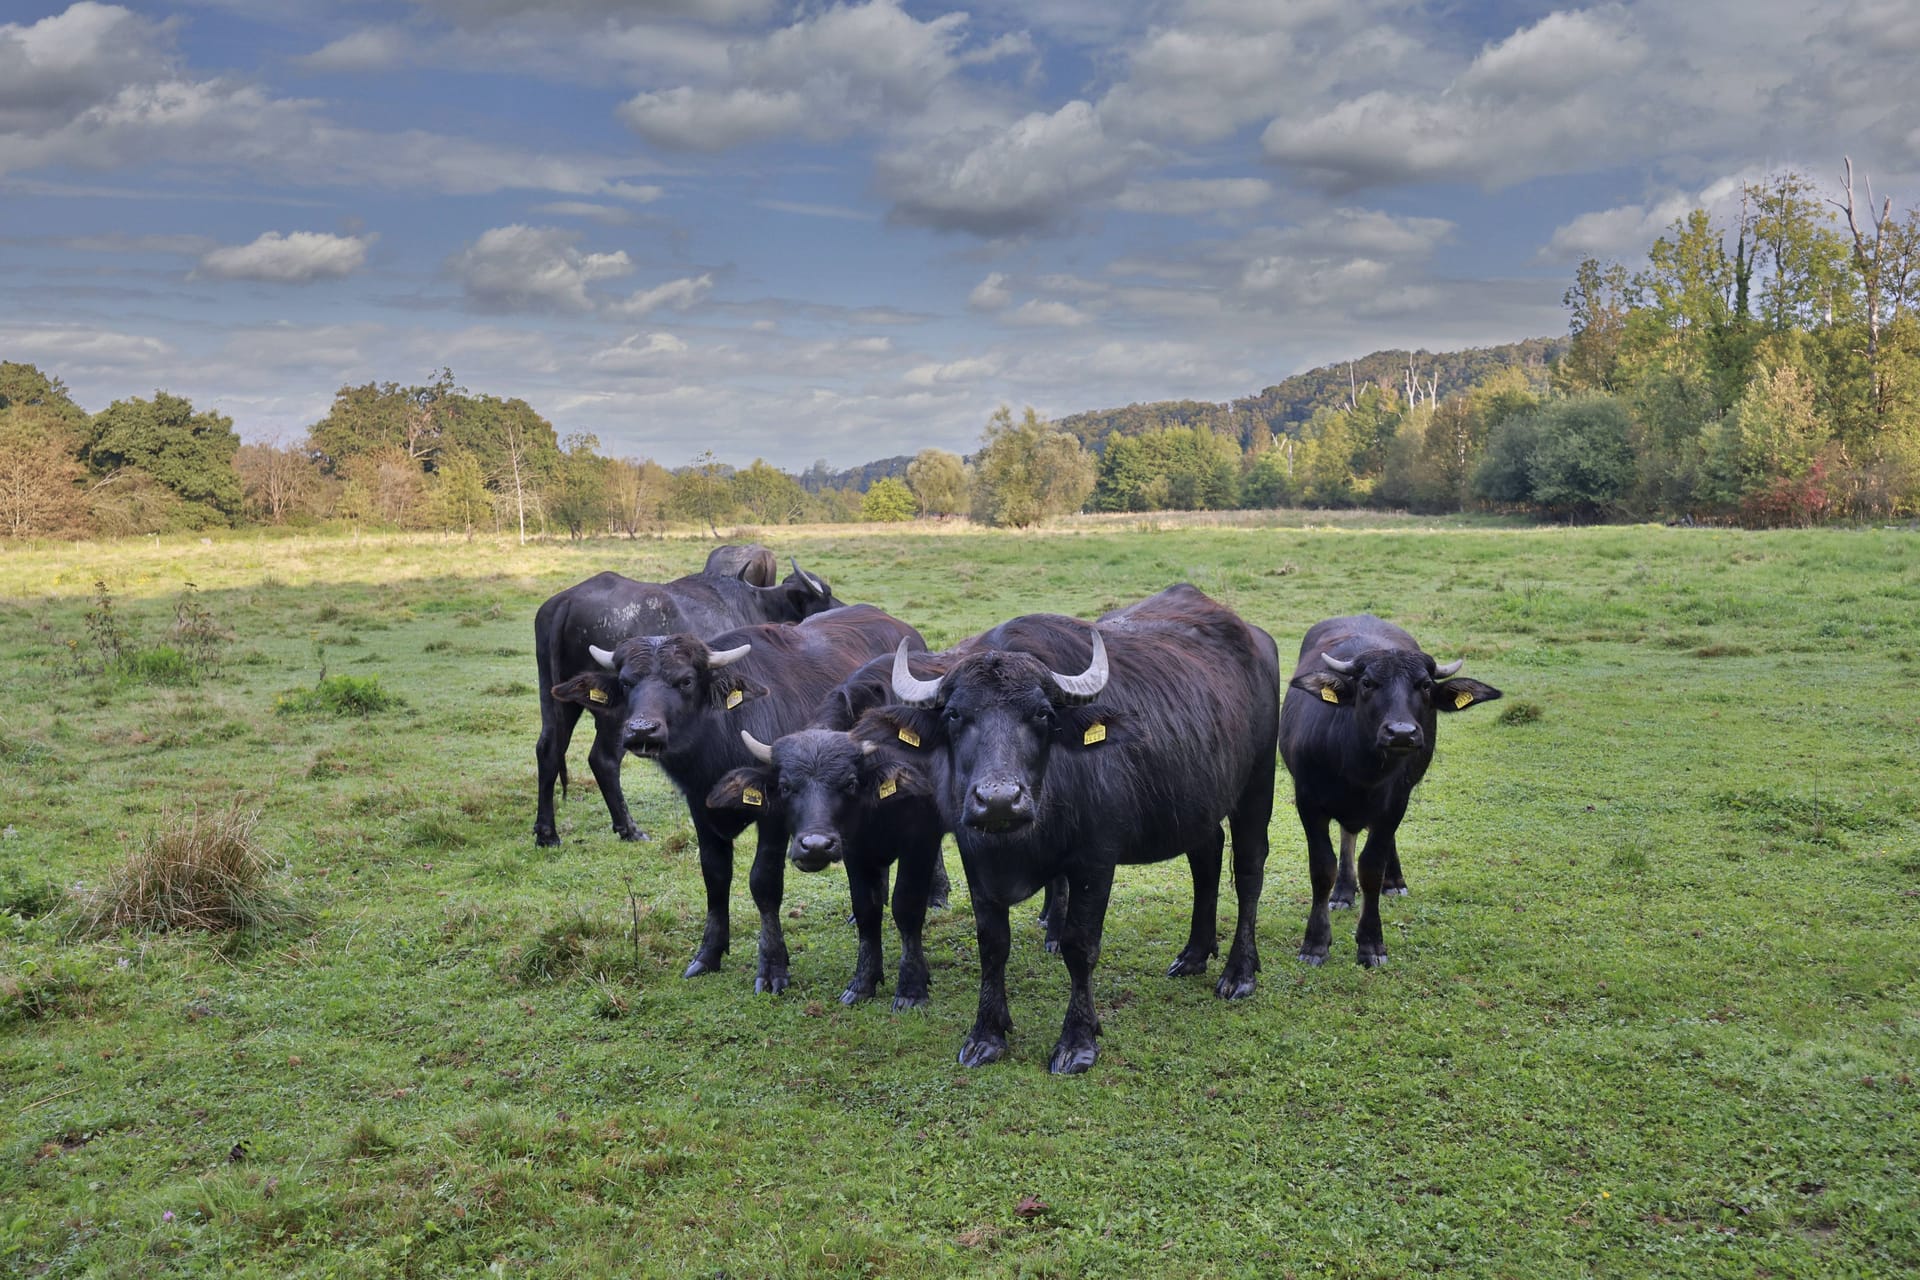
top-left (432, 446), bottom-right (491, 537)
top-left (545, 433), bottom-right (611, 540)
top-left (730, 459), bottom-right (807, 525)
top-left (860, 476), bottom-right (916, 522)
top-left (671, 451), bottom-right (737, 535)
top-left (0, 362), bottom-right (90, 537)
top-left (1557, 259), bottom-right (1639, 392)
top-left (1239, 443), bottom-right (1294, 508)
top-left (970, 406), bottom-right (1096, 528)
top-left (906, 448), bottom-right (968, 516)
top-left (1747, 171), bottom-right (1851, 332)
top-left (86, 391), bottom-right (242, 527)
top-left (308, 369), bottom-right (457, 474)
top-left (1515, 394), bottom-right (1637, 521)
top-left (607, 457), bottom-right (673, 537)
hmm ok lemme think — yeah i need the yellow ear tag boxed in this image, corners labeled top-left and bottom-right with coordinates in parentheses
top-left (742, 786), bottom-right (763, 807)
top-left (588, 687), bottom-right (608, 704)
top-left (878, 777), bottom-right (897, 800)
top-left (1453, 689), bottom-right (1473, 710)
top-left (897, 726), bottom-right (921, 748)
top-left (1320, 686), bottom-right (1340, 704)
top-left (1082, 722), bottom-right (1106, 746)
top-left (725, 689), bottom-right (743, 709)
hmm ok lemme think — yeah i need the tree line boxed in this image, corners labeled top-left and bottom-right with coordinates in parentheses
top-left (4, 161), bottom-right (1915, 540)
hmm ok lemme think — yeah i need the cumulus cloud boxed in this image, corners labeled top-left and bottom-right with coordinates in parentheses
top-left (0, 2), bottom-right (172, 134)
top-left (297, 27), bottom-right (409, 73)
top-left (967, 272), bottom-right (1011, 310)
top-left (1114, 177), bottom-right (1271, 215)
top-left (196, 230), bottom-right (373, 283)
top-left (880, 100), bottom-right (1137, 236)
top-left (591, 331), bottom-right (690, 372)
top-left (1005, 298), bottom-right (1089, 327)
top-left (607, 273), bottom-right (714, 317)
top-left (448, 224), bottom-right (631, 312)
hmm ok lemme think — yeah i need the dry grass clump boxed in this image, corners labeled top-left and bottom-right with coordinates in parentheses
top-left (72, 803), bottom-right (303, 938)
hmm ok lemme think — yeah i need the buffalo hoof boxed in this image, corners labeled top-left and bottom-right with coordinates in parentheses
top-left (929, 891), bottom-right (950, 912)
top-left (1383, 885), bottom-right (1409, 897)
top-left (1048, 1040), bottom-right (1099, 1075)
top-left (1298, 945), bottom-right (1329, 967)
top-left (683, 954), bottom-right (722, 979)
top-left (1215, 970), bottom-right (1257, 1000)
top-left (1329, 889), bottom-right (1356, 910)
top-left (1165, 949), bottom-right (1210, 978)
top-left (957, 1032), bottom-right (1007, 1068)
top-left (840, 980), bottom-right (876, 1006)
top-left (755, 967), bottom-right (790, 995)
top-left (534, 825), bottom-right (561, 848)
top-left (1356, 945), bottom-right (1387, 968)
top-left (615, 824), bottom-right (649, 843)
top-left (892, 991), bottom-right (930, 1012)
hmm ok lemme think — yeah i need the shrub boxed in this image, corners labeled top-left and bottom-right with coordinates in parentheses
top-left (274, 675), bottom-right (401, 717)
top-left (71, 803), bottom-right (302, 937)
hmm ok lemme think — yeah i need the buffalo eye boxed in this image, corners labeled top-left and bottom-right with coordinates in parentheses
top-left (677, 676), bottom-right (695, 691)
top-left (944, 708), bottom-right (964, 726)
top-left (1359, 674), bottom-right (1379, 691)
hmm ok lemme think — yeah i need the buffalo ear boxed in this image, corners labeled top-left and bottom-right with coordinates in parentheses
top-left (707, 766), bottom-right (773, 812)
top-left (709, 673), bottom-right (769, 711)
top-left (1057, 705), bottom-right (1124, 749)
top-left (553, 672), bottom-right (621, 711)
top-left (1435, 677), bottom-right (1502, 712)
top-left (852, 707), bottom-right (938, 752)
top-left (1291, 670), bottom-right (1352, 706)
top-left (870, 758), bottom-right (932, 801)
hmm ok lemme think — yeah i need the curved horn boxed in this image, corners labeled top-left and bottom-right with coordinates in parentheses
top-left (739, 729), bottom-right (774, 763)
top-left (791, 558), bottom-right (828, 597)
top-left (1432, 658), bottom-right (1464, 678)
top-left (1319, 651), bottom-right (1357, 674)
top-left (706, 643), bottom-right (752, 668)
top-left (1049, 629), bottom-right (1109, 704)
top-left (589, 644), bottom-right (617, 671)
top-left (890, 639), bottom-right (943, 706)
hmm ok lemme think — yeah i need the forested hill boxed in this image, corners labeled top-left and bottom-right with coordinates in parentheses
top-left (1054, 336), bottom-right (1565, 453)
top-left (797, 455), bottom-right (913, 493)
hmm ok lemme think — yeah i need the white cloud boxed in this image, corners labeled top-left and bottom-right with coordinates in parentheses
top-left (903, 355), bottom-right (998, 387)
top-left (297, 27), bottom-right (409, 73)
top-left (880, 100), bottom-right (1137, 235)
top-left (591, 331), bottom-right (689, 371)
top-left (448, 224), bottom-right (631, 312)
top-left (1114, 177), bottom-right (1271, 215)
top-left (607, 272), bottom-right (714, 317)
top-left (1005, 298), bottom-right (1089, 327)
top-left (967, 271), bottom-right (1011, 310)
top-left (532, 200), bottom-right (639, 224)
top-left (197, 230), bottom-right (373, 282)
top-left (619, 86), bottom-right (811, 151)
top-left (0, 2), bottom-right (173, 134)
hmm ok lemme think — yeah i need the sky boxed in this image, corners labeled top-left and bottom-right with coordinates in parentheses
top-left (2, 1), bottom-right (1917, 470)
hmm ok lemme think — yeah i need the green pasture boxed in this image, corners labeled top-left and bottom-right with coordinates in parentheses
top-left (2, 516), bottom-right (1917, 1277)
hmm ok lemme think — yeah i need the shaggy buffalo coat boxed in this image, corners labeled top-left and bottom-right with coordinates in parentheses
top-left (549, 605), bottom-right (922, 992)
top-left (532, 554), bottom-right (838, 844)
top-left (1280, 614), bottom-right (1500, 967)
top-left (857, 584), bottom-right (1279, 1074)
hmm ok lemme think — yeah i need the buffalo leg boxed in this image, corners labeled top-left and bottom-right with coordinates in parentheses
top-left (1218, 765), bottom-right (1273, 998)
top-left (1331, 828), bottom-right (1359, 908)
top-left (533, 698), bottom-right (583, 846)
top-left (1049, 865), bottom-right (1114, 1075)
top-left (928, 849), bottom-right (952, 912)
top-left (1039, 875), bottom-right (1069, 954)
top-left (1355, 815), bottom-right (1403, 968)
top-left (840, 858), bottom-right (887, 1005)
top-left (748, 823), bottom-right (790, 994)
top-left (1298, 810), bottom-right (1338, 965)
top-left (585, 718), bottom-right (643, 842)
top-left (890, 838), bottom-right (938, 1010)
top-left (958, 869), bottom-right (1014, 1067)
top-left (1167, 826), bottom-right (1223, 977)
top-left (684, 813), bottom-right (733, 978)
top-left (1383, 845), bottom-right (1408, 897)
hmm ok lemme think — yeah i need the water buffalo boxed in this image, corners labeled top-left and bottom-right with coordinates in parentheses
top-left (532, 555), bottom-right (838, 845)
top-left (858, 585), bottom-right (1279, 1074)
top-left (1281, 614), bottom-right (1501, 968)
top-left (704, 542), bottom-right (777, 587)
top-left (705, 649), bottom-right (956, 1009)
top-left (549, 605), bottom-right (924, 992)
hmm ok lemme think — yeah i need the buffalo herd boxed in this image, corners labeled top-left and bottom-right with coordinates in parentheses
top-left (533, 544), bottom-right (1501, 1073)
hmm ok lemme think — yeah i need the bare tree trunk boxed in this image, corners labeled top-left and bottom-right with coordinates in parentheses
top-left (1834, 155), bottom-right (1893, 423)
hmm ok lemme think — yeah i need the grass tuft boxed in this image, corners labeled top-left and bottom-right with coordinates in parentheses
top-left (70, 803), bottom-right (304, 938)
top-left (274, 674), bottom-right (402, 717)
top-left (510, 912), bottom-right (619, 984)
top-left (1497, 700), bottom-right (1543, 725)
top-left (338, 1117), bottom-right (397, 1160)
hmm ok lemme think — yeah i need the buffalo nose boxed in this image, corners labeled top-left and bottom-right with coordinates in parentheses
top-left (626, 718), bottom-right (665, 750)
top-left (792, 832), bottom-right (841, 869)
top-left (1380, 721), bottom-right (1423, 752)
top-left (965, 780), bottom-right (1032, 830)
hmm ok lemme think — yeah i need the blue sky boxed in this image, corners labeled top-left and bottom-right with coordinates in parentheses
top-left (3, 1), bottom-right (1916, 470)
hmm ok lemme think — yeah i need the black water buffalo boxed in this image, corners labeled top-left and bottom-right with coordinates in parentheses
top-left (705, 649), bottom-right (957, 1008)
top-left (549, 605), bottom-right (924, 992)
top-left (1281, 614), bottom-right (1501, 968)
top-left (532, 555), bottom-right (839, 845)
top-left (857, 585), bottom-right (1279, 1074)
top-left (704, 542), bottom-right (777, 587)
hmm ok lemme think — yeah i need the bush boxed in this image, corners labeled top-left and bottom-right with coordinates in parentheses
top-left (71, 803), bottom-right (302, 937)
top-left (274, 675), bottom-right (402, 717)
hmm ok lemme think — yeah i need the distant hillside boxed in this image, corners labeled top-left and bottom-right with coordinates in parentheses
top-left (1054, 336), bottom-right (1565, 454)
top-left (798, 454), bottom-right (913, 493)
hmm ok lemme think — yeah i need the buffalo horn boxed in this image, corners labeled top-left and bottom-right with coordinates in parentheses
top-left (739, 730), bottom-right (774, 763)
top-left (890, 639), bottom-right (943, 706)
top-left (589, 644), bottom-right (617, 671)
top-left (1432, 658), bottom-right (1464, 678)
top-left (707, 643), bottom-right (752, 668)
top-left (791, 558), bottom-right (828, 598)
top-left (1049, 629), bottom-right (1109, 704)
top-left (1319, 651), bottom-right (1357, 674)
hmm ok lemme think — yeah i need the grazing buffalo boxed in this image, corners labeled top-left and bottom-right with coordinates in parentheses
top-left (704, 542), bottom-right (778, 587)
top-left (858, 585), bottom-right (1279, 1074)
top-left (549, 605), bottom-right (924, 992)
top-left (1280, 615), bottom-right (1501, 968)
top-left (532, 555), bottom-right (839, 845)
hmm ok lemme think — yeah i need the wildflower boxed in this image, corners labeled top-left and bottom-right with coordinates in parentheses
top-left (162, 1210), bottom-right (174, 1223)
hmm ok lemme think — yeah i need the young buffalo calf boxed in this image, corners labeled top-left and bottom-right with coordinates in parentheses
top-left (1281, 614), bottom-right (1501, 967)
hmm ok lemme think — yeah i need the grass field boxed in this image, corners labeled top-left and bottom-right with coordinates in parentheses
top-left (2, 516), bottom-right (1918, 1277)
